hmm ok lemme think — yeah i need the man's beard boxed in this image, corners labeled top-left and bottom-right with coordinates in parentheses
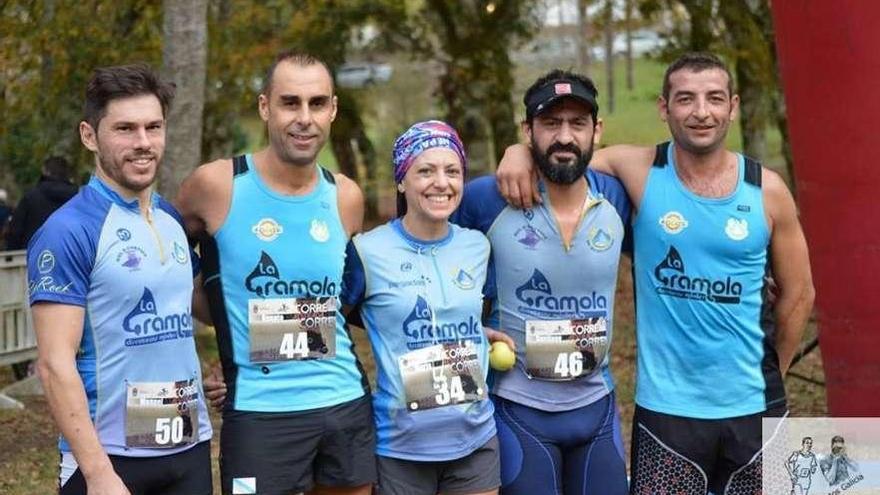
top-left (531, 137), bottom-right (593, 185)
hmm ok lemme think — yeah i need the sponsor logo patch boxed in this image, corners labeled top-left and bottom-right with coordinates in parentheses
top-left (116, 246), bottom-right (147, 271)
top-left (586, 227), bottom-right (614, 252)
top-left (37, 250), bottom-right (55, 274)
top-left (451, 268), bottom-right (476, 290)
top-left (515, 269), bottom-right (607, 319)
top-left (310, 219), bottom-right (330, 243)
top-left (122, 288), bottom-right (193, 346)
top-left (516, 224), bottom-right (547, 250)
top-left (232, 477), bottom-right (257, 494)
top-left (402, 295), bottom-right (482, 350)
top-left (725, 217), bottom-right (749, 241)
top-left (653, 246), bottom-right (742, 304)
top-left (171, 241), bottom-right (188, 264)
top-left (251, 218), bottom-right (283, 242)
top-left (659, 211), bottom-right (689, 234)
top-left (245, 251), bottom-right (337, 298)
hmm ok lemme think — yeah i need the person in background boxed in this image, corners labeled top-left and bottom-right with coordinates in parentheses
top-left (7, 156), bottom-right (78, 250)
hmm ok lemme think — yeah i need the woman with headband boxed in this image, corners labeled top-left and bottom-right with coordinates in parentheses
top-left (342, 120), bottom-right (509, 495)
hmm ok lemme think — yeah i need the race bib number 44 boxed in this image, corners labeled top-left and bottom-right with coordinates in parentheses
top-left (125, 379), bottom-right (200, 448)
top-left (248, 297), bottom-right (337, 363)
top-left (398, 342), bottom-right (488, 412)
top-left (525, 317), bottom-right (608, 380)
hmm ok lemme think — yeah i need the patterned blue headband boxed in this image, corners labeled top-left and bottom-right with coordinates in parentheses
top-left (392, 120), bottom-right (467, 184)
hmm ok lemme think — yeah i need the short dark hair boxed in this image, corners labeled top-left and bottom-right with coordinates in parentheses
top-left (42, 156), bottom-right (72, 181)
top-left (662, 52), bottom-right (734, 100)
top-left (261, 51), bottom-right (333, 96)
top-left (802, 437), bottom-right (813, 445)
top-left (831, 436), bottom-right (845, 444)
top-left (523, 69), bottom-right (599, 125)
top-left (83, 63), bottom-right (175, 131)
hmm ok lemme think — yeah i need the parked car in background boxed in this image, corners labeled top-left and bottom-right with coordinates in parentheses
top-left (336, 62), bottom-right (393, 88)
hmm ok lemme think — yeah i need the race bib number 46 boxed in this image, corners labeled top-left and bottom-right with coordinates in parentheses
top-left (398, 342), bottom-right (488, 412)
top-left (125, 379), bottom-right (200, 448)
top-left (525, 317), bottom-right (608, 380)
top-left (248, 297), bottom-right (337, 363)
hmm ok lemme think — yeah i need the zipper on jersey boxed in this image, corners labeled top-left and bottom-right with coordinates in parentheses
top-left (144, 208), bottom-right (168, 264)
top-left (429, 247), bottom-right (448, 305)
top-left (546, 193), bottom-right (603, 252)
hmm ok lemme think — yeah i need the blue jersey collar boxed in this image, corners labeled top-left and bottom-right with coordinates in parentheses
top-left (88, 175), bottom-right (157, 211)
top-left (392, 218), bottom-right (454, 250)
top-left (537, 169), bottom-right (602, 202)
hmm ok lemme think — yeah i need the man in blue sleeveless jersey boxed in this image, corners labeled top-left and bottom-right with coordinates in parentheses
top-left (454, 70), bottom-right (630, 494)
top-left (495, 53), bottom-right (815, 494)
top-left (177, 51), bottom-right (374, 495)
top-left (29, 64), bottom-right (213, 495)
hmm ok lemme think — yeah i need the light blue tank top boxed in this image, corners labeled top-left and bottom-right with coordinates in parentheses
top-left (633, 142), bottom-right (783, 418)
top-left (28, 177), bottom-right (212, 456)
top-left (455, 172), bottom-right (630, 412)
top-left (344, 220), bottom-right (496, 461)
top-left (203, 155), bottom-right (366, 412)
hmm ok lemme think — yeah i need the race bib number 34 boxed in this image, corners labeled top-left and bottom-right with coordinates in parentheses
top-left (248, 297), bottom-right (337, 363)
top-left (125, 379), bottom-right (200, 448)
top-left (398, 342), bottom-right (488, 412)
top-left (525, 318), bottom-right (608, 380)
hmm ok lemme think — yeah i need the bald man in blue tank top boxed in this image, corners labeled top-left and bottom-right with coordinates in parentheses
top-left (176, 51), bottom-right (375, 495)
top-left (495, 53), bottom-right (815, 494)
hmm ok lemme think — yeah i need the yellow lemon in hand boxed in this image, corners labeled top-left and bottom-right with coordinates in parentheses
top-left (489, 341), bottom-right (516, 371)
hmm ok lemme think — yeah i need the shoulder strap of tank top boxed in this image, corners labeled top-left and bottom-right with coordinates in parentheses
top-left (232, 155), bottom-right (249, 176)
top-left (743, 155), bottom-right (762, 188)
top-left (321, 167), bottom-right (336, 184)
top-left (652, 141), bottom-right (671, 167)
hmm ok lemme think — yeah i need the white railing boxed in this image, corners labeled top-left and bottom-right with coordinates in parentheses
top-left (0, 250), bottom-right (36, 367)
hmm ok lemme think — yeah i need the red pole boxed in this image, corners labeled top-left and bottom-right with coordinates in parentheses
top-left (772, 2), bottom-right (880, 415)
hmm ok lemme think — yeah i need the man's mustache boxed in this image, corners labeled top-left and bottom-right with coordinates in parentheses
top-left (546, 142), bottom-right (582, 157)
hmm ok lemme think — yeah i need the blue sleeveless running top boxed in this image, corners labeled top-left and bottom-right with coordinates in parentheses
top-left (28, 176), bottom-right (212, 456)
top-left (343, 219), bottom-right (495, 461)
top-left (201, 155), bottom-right (366, 412)
top-left (633, 142), bottom-right (783, 418)
top-left (454, 171), bottom-right (630, 412)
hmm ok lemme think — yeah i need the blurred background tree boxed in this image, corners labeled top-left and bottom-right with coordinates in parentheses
top-left (1, 0), bottom-right (792, 216)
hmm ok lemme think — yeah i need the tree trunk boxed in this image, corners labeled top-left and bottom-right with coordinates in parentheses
top-left (355, 128), bottom-right (380, 221)
top-left (577, 0), bottom-right (592, 72)
top-left (736, 62), bottom-right (767, 161)
top-left (625, 0), bottom-right (634, 90)
top-left (604, 0), bottom-right (615, 114)
top-left (679, 0), bottom-right (715, 50)
top-left (718, 0), bottom-right (772, 162)
top-left (160, 0), bottom-right (208, 200)
top-left (486, 49), bottom-right (519, 166)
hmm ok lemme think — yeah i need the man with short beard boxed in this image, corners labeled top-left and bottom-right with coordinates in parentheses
top-left (28, 64), bottom-right (213, 495)
top-left (495, 52), bottom-right (815, 494)
top-left (820, 436), bottom-right (858, 486)
top-left (176, 51), bottom-right (374, 495)
top-left (453, 69), bottom-right (630, 494)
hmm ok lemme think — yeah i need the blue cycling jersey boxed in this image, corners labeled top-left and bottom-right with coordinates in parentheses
top-left (343, 219), bottom-right (496, 461)
top-left (28, 176), bottom-right (212, 457)
top-left (454, 170), bottom-right (630, 412)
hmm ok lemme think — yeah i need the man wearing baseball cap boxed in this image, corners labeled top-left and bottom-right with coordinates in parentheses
top-left (453, 69), bottom-right (629, 494)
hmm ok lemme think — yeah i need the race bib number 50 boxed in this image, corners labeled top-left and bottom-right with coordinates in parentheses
top-left (125, 379), bottom-right (200, 448)
top-left (525, 317), bottom-right (608, 380)
top-left (248, 297), bottom-right (337, 363)
top-left (398, 342), bottom-right (488, 411)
